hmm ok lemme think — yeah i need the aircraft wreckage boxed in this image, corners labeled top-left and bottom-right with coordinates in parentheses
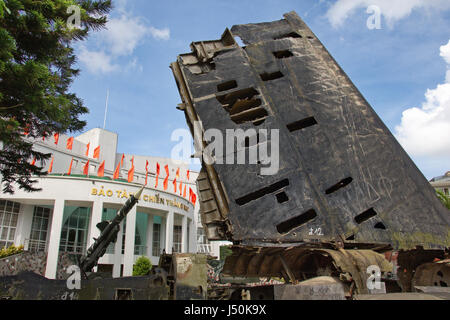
top-left (170, 11), bottom-right (450, 297)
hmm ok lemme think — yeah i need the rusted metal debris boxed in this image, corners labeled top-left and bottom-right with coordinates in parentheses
top-left (221, 245), bottom-right (392, 294)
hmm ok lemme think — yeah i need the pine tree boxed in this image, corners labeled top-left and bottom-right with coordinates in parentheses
top-left (0, 0), bottom-right (111, 193)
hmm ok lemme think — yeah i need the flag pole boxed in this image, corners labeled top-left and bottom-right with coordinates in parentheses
top-left (103, 88), bottom-right (109, 130)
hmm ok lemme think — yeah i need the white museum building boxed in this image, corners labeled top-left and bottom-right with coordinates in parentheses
top-left (0, 128), bottom-right (225, 279)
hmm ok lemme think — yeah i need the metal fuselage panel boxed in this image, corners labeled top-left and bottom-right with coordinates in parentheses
top-left (171, 11), bottom-right (450, 251)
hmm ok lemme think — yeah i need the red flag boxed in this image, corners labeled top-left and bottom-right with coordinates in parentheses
top-left (187, 170), bottom-right (190, 181)
top-left (155, 163), bottom-right (160, 188)
top-left (48, 156), bottom-right (54, 173)
top-left (113, 163), bottom-right (120, 180)
top-left (145, 160), bottom-right (149, 185)
top-left (67, 158), bottom-right (73, 175)
top-left (128, 165), bottom-right (135, 183)
top-left (54, 133), bottom-right (59, 145)
top-left (98, 161), bottom-right (105, 177)
top-left (83, 160), bottom-right (90, 176)
top-left (120, 153), bottom-right (125, 167)
top-left (30, 157), bottom-right (36, 166)
top-left (23, 124), bottom-right (30, 136)
top-left (183, 185), bottom-right (186, 198)
top-left (93, 146), bottom-right (100, 159)
top-left (179, 181), bottom-right (182, 196)
top-left (189, 188), bottom-right (197, 204)
top-left (172, 167), bottom-right (180, 192)
top-left (163, 165), bottom-right (169, 190)
top-left (85, 143), bottom-right (90, 157)
top-left (66, 137), bottom-right (74, 150)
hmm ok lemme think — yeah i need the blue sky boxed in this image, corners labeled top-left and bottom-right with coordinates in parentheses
top-left (71, 0), bottom-right (450, 179)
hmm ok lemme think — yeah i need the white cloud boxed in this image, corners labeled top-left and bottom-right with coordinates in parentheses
top-left (103, 15), bottom-right (149, 57)
top-left (149, 26), bottom-right (170, 41)
top-left (394, 40), bottom-right (450, 158)
top-left (326, 0), bottom-right (450, 28)
top-left (78, 7), bottom-right (170, 74)
top-left (78, 46), bottom-right (119, 74)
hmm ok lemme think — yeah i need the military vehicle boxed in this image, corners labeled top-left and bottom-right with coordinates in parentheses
top-left (0, 186), bottom-right (207, 300)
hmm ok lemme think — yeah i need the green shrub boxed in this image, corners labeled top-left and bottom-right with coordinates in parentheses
top-left (0, 244), bottom-right (24, 259)
top-left (132, 256), bottom-right (152, 276)
top-left (220, 245), bottom-right (233, 261)
top-left (436, 189), bottom-right (450, 210)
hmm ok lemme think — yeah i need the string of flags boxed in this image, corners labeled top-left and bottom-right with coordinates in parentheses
top-left (27, 132), bottom-right (198, 204)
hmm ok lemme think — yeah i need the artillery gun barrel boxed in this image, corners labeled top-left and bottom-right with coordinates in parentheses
top-left (79, 185), bottom-right (145, 274)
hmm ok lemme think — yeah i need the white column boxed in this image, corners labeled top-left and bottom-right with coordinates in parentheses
top-left (165, 211), bottom-right (174, 254)
top-left (15, 204), bottom-right (34, 248)
top-left (112, 221), bottom-right (123, 278)
top-left (188, 218), bottom-right (194, 253)
top-left (191, 219), bottom-right (197, 254)
top-left (45, 199), bottom-right (65, 279)
top-left (123, 206), bottom-right (137, 277)
top-left (87, 201), bottom-right (103, 248)
top-left (146, 214), bottom-right (153, 258)
top-left (181, 215), bottom-right (187, 253)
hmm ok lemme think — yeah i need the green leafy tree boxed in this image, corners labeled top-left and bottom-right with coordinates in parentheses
top-left (133, 256), bottom-right (152, 276)
top-left (436, 189), bottom-right (450, 210)
top-left (220, 245), bottom-right (233, 261)
top-left (0, 0), bottom-right (111, 194)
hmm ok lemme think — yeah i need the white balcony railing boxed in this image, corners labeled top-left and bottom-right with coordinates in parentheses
top-left (24, 239), bottom-right (49, 253)
top-left (197, 243), bottom-right (212, 254)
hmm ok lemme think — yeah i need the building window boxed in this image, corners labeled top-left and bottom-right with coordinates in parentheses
top-left (444, 188), bottom-right (449, 196)
top-left (0, 200), bottom-right (20, 249)
top-left (197, 227), bottom-right (209, 244)
top-left (186, 223), bottom-right (190, 253)
top-left (102, 208), bottom-right (117, 254)
top-left (173, 225), bottom-right (182, 253)
top-left (29, 206), bottom-right (51, 252)
top-left (59, 207), bottom-right (90, 254)
top-left (152, 223), bottom-right (161, 256)
top-left (120, 218), bottom-right (145, 255)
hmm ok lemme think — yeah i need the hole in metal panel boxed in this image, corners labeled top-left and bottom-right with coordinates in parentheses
top-left (354, 208), bottom-right (377, 224)
top-left (230, 107), bottom-right (268, 125)
top-left (325, 177), bottom-right (353, 195)
top-left (374, 222), bottom-right (386, 230)
top-left (115, 289), bottom-right (132, 300)
top-left (230, 99), bottom-right (262, 115)
top-left (236, 179), bottom-right (289, 206)
top-left (217, 88), bottom-right (259, 107)
top-left (276, 209), bottom-right (317, 234)
top-left (273, 50), bottom-right (294, 59)
top-left (276, 192), bottom-right (289, 204)
top-left (217, 80), bottom-right (238, 92)
top-left (287, 117), bottom-right (318, 132)
top-left (217, 88), bottom-right (268, 126)
top-left (274, 32), bottom-right (302, 40)
top-left (260, 71), bottom-right (284, 81)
